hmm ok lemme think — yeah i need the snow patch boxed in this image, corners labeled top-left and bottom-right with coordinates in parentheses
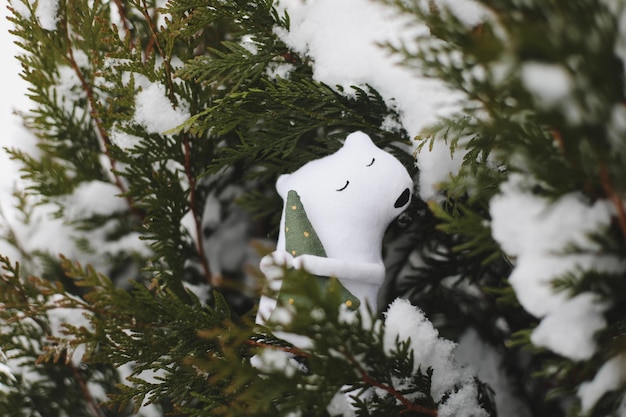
top-left (274, 0), bottom-right (460, 138)
top-left (327, 391), bottom-right (356, 417)
top-left (11, 1), bottom-right (32, 18)
top-left (0, 348), bottom-right (16, 393)
top-left (253, 347), bottom-right (300, 378)
top-left (384, 299), bottom-right (483, 412)
top-left (134, 83), bottom-right (190, 134)
top-left (65, 180), bottom-right (128, 219)
top-left (415, 138), bottom-right (467, 201)
top-left (110, 129), bottom-right (143, 151)
top-left (35, 0), bottom-right (59, 30)
top-left (438, 383), bottom-right (488, 417)
top-left (531, 293), bottom-right (609, 360)
top-left (521, 62), bottom-right (572, 107)
top-left (266, 62), bottom-right (295, 80)
top-left (46, 294), bottom-right (93, 364)
top-left (578, 354), bottom-right (626, 413)
top-left (456, 329), bottom-right (531, 417)
top-left (490, 174), bottom-right (624, 360)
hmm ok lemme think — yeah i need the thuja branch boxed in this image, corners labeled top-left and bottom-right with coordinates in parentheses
top-left (60, 9), bottom-right (141, 218)
top-left (342, 349), bottom-right (438, 416)
top-left (0, 267), bottom-right (103, 417)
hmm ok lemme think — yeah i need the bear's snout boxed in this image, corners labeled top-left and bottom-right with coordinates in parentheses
top-left (394, 188), bottom-right (411, 209)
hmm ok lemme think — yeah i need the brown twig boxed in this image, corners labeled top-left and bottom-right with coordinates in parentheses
top-left (550, 129), bottom-right (566, 152)
top-left (69, 362), bottom-right (106, 417)
top-left (599, 164), bottom-right (626, 241)
top-left (343, 350), bottom-right (438, 416)
top-left (182, 136), bottom-right (213, 285)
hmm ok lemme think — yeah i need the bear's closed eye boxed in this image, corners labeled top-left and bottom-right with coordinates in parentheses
top-left (336, 180), bottom-right (349, 191)
top-left (366, 158), bottom-right (375, 167)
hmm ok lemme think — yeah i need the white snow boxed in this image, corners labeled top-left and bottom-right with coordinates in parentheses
top-left (0, 348), bottom-right (16, 393)
top-left (35, 0), bottom-right (60, 31)
top-left (274, 0), bottom-right (463, 138)
top-left (46, 294), bottom-right (93, 364)
top-left (490, 174), bottom-right (625, 360)
top-left (456, 329), bottom-right (531, 417)
top-left (64, 180), bottom-right (128, 219)
top-left (578, 354), bottom-right (626, 413)
top-left (11, 1), bottom-right (32, 19)
top-left (0, 4), bottom-right (37, 260)
top-left (521, 62), bottom-right (572, 108)
top-left (436, 0), bottom-right (491, 28)
top-left (438, 383), bottom-right (488, 417)
top-left (252, 347), bottom-right (300, 378)
top-left (326, 391), bottom-right (356, 417)
top-left (109, 128), bottom-right (143, 151)
top-left (134, 83), bottom-right (190, 134)
top-left (491, 174), bottom-right (617, 317)
top-left (274, 0), bottom-right (484, 201)
top-left (415, 137), bottom-right (467, 201)
top-left (531, 293), bottom-right (609, 361)
top-left (384, 299), bottom-right (485, 416)
top-left (266, 62), bottom-right (295, 80)
top-left (520, 62), bottom-right (583, 124)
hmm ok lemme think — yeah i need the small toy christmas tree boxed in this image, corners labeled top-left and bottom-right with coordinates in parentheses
top-left (276, 190), bottom-right (360, 314)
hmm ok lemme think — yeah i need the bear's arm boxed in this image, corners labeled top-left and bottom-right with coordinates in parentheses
top-left (292, 254), bottom-right (384, 284)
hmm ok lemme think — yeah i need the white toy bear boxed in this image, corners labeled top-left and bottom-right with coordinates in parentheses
top-left (256, 131), bottom-right (413, 324)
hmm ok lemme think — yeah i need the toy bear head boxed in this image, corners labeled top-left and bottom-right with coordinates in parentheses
top-left (275, 131), bottom-right (413, 263)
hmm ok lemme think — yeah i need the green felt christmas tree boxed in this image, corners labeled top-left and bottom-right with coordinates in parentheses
top-left (274, 190), bottom-right (360, 315)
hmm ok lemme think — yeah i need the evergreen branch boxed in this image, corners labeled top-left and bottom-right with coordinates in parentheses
top-left (60, 4), bottom-right (139, 217)
top-left (341, 348), bottom-right (438, 416)
top-left (0, 256), bottom-right (106, 416)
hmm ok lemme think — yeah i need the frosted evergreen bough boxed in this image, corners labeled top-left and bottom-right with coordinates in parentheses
top-left (1, 0), bottom-right (625, 416)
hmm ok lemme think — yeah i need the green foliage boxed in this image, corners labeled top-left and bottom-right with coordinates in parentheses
top-left (1, 1), bottom-right (439, 416)
top-left (5, 0), bottom-right (625, 416)
top-left (383, 0), bottom-right (626, 415)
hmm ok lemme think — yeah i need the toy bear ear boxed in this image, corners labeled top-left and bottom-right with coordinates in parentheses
top-left (276, 174), bottom-right (291, 198)
top-left (343, 131), bottom-right (375, 150)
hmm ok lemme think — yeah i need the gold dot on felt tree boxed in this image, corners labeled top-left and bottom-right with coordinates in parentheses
top-left (288, 298), bottom-right (294, 305)
top-left (285, 227), bottom-right (289, 232)
top-left (291, 250), bottom-right (296, 255)
top-left (303, 231), bottom-right (310, 237)
top-left (345, 300), bottom-right (353, 308)
top-left (291, 205), bottom-right (297, 210)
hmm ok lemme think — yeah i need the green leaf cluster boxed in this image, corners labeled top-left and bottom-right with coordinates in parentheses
top-left (0, 0), bottom-right (445, 416)
top-left (383, 0), bottom-right (626, 415)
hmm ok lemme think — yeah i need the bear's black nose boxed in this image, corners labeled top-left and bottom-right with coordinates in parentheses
top-left (394, 188), bottom-right (411, 208)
